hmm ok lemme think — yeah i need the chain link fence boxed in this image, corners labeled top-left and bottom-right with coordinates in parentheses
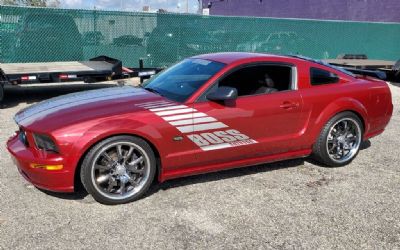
top-left (1, 5), bottom-right (399, 68)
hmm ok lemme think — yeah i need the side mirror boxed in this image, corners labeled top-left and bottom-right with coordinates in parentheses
top-left (206, 86), bottom-right (238, 102)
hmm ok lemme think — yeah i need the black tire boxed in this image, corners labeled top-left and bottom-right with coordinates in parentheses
top-left (80, 135), bottom-right (156, 205)
top-left (313, 112), bottom-right (363, 167)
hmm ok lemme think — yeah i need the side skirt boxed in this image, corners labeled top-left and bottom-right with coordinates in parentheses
top-left (160, 149), bottom-right (312, 182)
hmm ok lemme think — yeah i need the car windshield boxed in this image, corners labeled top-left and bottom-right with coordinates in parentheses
top-left (142, 59), bottom-right (226, 102)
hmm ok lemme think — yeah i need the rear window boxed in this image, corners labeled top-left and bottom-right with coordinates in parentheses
top-left (310, 67), bottom-right (339, 86)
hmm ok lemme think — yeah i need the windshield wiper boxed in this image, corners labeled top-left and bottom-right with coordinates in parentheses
top-left (144, 87), bottom-right (163, 96)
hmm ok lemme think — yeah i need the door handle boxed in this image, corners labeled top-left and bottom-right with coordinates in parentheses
top-left (280, 101), bottom-right (299, 109)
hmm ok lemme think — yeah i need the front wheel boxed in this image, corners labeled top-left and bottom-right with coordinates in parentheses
top-left (80, 135), bottom-right (156, 205)
top-left (313, 112), bottom-right (363, 167)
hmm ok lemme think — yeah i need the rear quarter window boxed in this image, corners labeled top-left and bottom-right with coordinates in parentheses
top-left (310, 67), bottom-right (339, 86)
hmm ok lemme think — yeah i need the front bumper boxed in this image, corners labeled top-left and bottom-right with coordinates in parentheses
top-left (6, 134), bottom-right (75, 193)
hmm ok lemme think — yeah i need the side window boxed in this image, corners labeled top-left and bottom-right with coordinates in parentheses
top-left (310, 67), bottom-right (339, 85)
top-left (218, 65), bottom-right (293, 97)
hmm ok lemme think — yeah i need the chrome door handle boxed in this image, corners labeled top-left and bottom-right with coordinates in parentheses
top-left (280, 102), bottom-right (299, 109)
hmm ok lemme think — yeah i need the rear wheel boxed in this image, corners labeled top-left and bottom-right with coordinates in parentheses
top-left (80, 135), bottom-right (156, 205)
top-left (313, 112), bottom-right (363, 167)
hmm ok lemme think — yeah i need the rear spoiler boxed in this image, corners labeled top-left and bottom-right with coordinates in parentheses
top-left (341, 67), bottom-right (387, 80)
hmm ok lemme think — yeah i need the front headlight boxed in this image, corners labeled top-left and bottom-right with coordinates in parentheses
top-left (33, 133), bottom-right (59, 153)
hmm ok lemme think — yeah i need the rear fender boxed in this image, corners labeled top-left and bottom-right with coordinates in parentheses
top-left (310, 97), bottom-right (369, 142)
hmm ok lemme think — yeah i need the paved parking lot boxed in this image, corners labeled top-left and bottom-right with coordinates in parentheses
top-left (0, 82), bottom-right (399, 249)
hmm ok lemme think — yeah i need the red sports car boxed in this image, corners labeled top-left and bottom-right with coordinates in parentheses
top-left (7, 53), bottom-right (393, 204)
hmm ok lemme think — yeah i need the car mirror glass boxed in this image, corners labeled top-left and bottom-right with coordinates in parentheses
top-left (206, 86), bottom-right (238, 102)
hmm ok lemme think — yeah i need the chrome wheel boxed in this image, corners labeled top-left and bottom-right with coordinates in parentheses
top-left (326, 118), bottom-right (362, 164)
top-left (90, 142), bottom-right (150, 200)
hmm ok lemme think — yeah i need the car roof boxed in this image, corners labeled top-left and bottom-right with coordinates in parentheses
top-left (192, 52), bottom-right (290, 65)
top-left (192, 52), bottom-right (355, 77)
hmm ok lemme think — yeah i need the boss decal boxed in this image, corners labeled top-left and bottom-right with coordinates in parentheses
top-left (136, 102), bottom-right (257, 151)
top-left (187, 130), bottom-right (257, 151)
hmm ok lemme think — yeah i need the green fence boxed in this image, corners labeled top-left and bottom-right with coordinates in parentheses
top-left (1, 5), bottom-right (399, 68)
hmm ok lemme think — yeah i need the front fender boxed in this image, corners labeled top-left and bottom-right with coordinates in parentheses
top-left (66, 118), bottom-right (164, 173)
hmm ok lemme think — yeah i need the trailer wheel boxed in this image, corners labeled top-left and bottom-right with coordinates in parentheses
top-left (0, 84), bottom-right (4, 103)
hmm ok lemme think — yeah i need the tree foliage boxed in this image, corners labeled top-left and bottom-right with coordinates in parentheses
top-left (0, 0), bottom-right (60, 7)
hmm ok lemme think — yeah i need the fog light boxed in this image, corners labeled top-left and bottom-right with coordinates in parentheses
top-left (30, 163), bottom-right (63, 170)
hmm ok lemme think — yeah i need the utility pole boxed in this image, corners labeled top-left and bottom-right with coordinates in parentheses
top-left (186, 0), bottom-right (189, 13)
top-left (197, 0), bottom-right (203, 14)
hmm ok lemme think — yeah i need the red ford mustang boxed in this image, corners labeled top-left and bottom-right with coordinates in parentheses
top-left (7, 53), bottom-right (393, 204)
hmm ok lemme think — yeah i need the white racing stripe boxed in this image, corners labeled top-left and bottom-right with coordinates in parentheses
top-left (155, 108), bottom-right (196, 116)
top-left (176, 122), bottom-right (228, 133)
top-left (162, 112), bottom-right (208, 121)
top-left (201, 143), bottom-right (232, 151)
top-left (137, 100), bottom-right (171, 106)
top-left (137, 101), bottom-right (172, 106)
top-left (143, 103), bottom-right (175, 110)
top-left (150, 105), bottom-right (188, 112)
top-left (169, 117), bottom-right (216, 126)
top-left (139, 103), bottom-right (174, 109)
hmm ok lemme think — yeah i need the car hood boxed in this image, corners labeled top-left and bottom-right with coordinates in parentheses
top-left (14, 86), bottom-right (168, 132)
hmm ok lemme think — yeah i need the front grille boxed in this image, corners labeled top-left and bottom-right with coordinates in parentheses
top-left (18, 128), bottom-right (29, 147)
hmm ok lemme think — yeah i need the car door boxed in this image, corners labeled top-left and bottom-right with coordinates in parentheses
top-left (189, 63), bottom-right (305, 167)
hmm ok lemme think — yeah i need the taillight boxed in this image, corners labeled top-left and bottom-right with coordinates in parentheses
top-left (21, 75), bottom-right (36, 81)
top-left (59, 74), bottom-right (77, 80)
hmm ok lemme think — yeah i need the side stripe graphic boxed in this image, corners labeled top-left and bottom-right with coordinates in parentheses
top-left (149, 105), bottom-right (188, 112)
top-left (163, 112), bottom-right (207, 121)
top-left (155, 108), bottom-right (196, 116)
top-left (176, 122), bottom-right (228, 133)
top-left (169, 117), bottom-right (216, 126)
top-left (136, 101), bottom-right (257, 151)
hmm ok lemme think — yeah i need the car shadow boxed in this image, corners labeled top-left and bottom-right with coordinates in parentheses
top-left (147, 158), bottom-right (306, 197)
top-left (0, 83), bottom-right (121, 109)
top-left (39, 188), bottom-right (89, 201)
top-left (360, 140), bottom-right (371, 150)
top-left (37, 158), bottom-right (306, 202)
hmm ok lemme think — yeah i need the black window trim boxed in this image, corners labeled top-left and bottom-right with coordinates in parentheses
top-left (195, 62), bottom-right (297, 103)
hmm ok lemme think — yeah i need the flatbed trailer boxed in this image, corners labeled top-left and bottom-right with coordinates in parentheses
top-left (324, 58), bottom-right (400, 82)
top-left (0, 56), bottom-right (163, 102)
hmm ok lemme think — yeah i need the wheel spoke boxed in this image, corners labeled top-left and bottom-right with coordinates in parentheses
top-left (102, 152), bottom-right (113, 163)
top-left (106, 177), bottom-right (117, 192)
top-left (130, 167), bottom-right (145, 175)
top-left (122, 146), bottom-right (134, 165)
top-left (96, 174), bottom-right (111, 184)
top-left (95, 164), bottom-right (111, 172)
top-left (347, 136), bottom-right (357, 142)
top-left (116, 145), bottom-right (123, 161)
top-left (129, 176), bottom-right (141, 187)
top-left (129, 156), bottom-right (144, 167)
top-left (117, 179), bottom-right (127, 194)
top-left (328, 143), bottom-right (336, 152)
top-left (343, 120), bottom-right (348, 132)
